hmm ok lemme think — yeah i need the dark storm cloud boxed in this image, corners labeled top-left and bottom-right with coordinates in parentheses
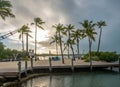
top-left (0, 0), bottom-right (120, 53)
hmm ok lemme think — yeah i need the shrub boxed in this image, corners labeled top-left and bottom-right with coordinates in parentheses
top-left (92, 56), bottom-right (100, 61)
top-left (84, 57), bottom-right (90, 62)
top-left (83, 51), bottom-right (119, 62)
top-left (99, 52), bottom-right (119, 62)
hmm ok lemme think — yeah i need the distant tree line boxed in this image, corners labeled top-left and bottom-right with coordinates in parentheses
top-left (0, 42), bottom-right (22, 61)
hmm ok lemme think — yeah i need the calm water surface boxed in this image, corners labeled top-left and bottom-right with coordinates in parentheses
top-left (16, 71), bottom-right (120, 87)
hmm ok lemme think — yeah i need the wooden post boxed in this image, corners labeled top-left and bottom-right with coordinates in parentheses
top-left (49, 57), bottom-right (52, 72)
top-left (18, 61), bottom-right (21, 80)
top-left (119, 58), bottom-right (120, 72)
top-left (31, 57), bottom-right (33, 72)
top-left (71, 58), bottom-right (74, 72)
top-left (90, 58), bottom-right (92, 72)
top-left (49, 50), bottom-right (52, 72)
top-left (25, 61), bottom-right (28, 76)
top-left (29, 49), bottom-right (34, 72)
top-left (110, 66), bottom-right (113, 71)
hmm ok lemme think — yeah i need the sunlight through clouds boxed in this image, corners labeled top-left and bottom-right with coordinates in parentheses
top-left (0, 0), bottom-right (120, 53)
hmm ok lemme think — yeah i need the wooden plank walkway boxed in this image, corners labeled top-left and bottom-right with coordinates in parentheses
top-left (0, 59), bottom-right (119, 78)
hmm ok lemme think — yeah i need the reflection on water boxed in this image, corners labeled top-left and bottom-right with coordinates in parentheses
top-left (16, 71), bottom-right (120, 87)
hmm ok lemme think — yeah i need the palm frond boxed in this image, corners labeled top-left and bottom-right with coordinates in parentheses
top-left (31, 23), bottom-right (34, 25)
top-left (37, 25), bottom-right (44, 30)
top-left (27, 33), bottom-right (32, 38)
top-left (0, 0), bottom-right (15, 20)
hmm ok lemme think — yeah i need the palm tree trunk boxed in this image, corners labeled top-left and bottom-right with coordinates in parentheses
top-left (55, 32), bottom-right (58, 57)
top-left (68, 31), bottom-right (70, 59)
top-left (26, 33), bottom-right (28, 53)
top-left (77, 38), bottom-right (80, 59)
top-left (35, 23), bottom-right (37, 61)
top-left (97, 28), bottom-right (102, 53)
top-left (70, 44), bottom-right (75, 60)
top-left (56, 41), bottom-right (58, 57)
top-left (21, 32), bottom-right (24, 60)
top-left (68, 44), bottom-right (70, 59)
top-left (22, 32), bottom-right (24, 52)
top-left (26, 33), bottom-right (29, 60)
top-left (89, 37), bottom-right (92, 71)
top-left (59, 32), bottom-right (64, 64)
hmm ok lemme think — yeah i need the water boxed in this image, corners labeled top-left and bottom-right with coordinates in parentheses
top-left (17, 71), bottom-right (120, 87)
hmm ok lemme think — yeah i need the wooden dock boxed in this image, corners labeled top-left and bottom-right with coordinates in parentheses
top-left (0, 59), bottom-right (119, 81)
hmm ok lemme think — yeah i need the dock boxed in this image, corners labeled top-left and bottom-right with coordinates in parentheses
top-left (0, 59), bottom-right (120, 81)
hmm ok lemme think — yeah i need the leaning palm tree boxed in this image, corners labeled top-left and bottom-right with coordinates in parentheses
top-left (50, 33), bottom-right (59, 57)
top-left (52, 23), bottom-right (65, 64)
top-left (64, 24), bottom-right (75, 59)
top-left (0, 0), bottom-right (15, 20)
top-left (64, 38), bottom-right (76, 60)
top-left (18, 25), bottom-right (32, 53)
top-left (18, 24), bottom-right (32, 70)
top-left (71, 29), bottom-right (86, 59)
top-left (97, 21), bottom-right (106, 53)
top-left (80, 20), bottom-right (97, 71)
top-left (31, 17), bottom-right (45, 61)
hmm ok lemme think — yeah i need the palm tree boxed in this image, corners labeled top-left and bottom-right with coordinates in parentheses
top-left (50, 33), bottom-right (59, 57)
top-left (64, 24), bottom-right (75, 59)
top-left (0, 0), bottom-right (15, 20)
top-left (18, 25), bottom-right (32, 53)
top-left (52, 23), bottom-right (65, 64)
top-left (31, 17), bottom-right (45, 61)
top-left (71, 29), bottom-right (86, 59)
top-left (66, 38), bottom-right (76, 60)
top-left (97, 21), bottom-right (106, 53)
top-left (80, 20), bottom-right (97, 71)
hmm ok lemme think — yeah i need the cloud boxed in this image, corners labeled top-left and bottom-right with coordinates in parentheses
top-left (38, 39), bottom-right (55, 49)
top-left (0, 0), bottom-right (120, 53)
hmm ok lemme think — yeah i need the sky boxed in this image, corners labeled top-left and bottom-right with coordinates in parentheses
top-left (0, 0), bottom-right (120, 54)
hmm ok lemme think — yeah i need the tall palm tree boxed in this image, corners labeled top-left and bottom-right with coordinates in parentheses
top-left (50, 33), bottom-right (59, 57)
top-left (97, 21), bottom-right (106, 53)
top-left (80, 20), bottom-right (97, 71)
top-left (31, 17), bottom-right (45, 61)
top-left (18, 25), bottom-right (32, 53)
top-left (0, 0), bottom-right (15, 20)
top-left (64, 24), bottom-right (75, 59)
top-left (66, 38), bottom-right (75, 60)
top-left (53, 23), bottom-right (65, 64)
top-left (71, 29), bottom-right (86, 59)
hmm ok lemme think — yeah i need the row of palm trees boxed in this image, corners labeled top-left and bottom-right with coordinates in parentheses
top-left (0, 0), bottom-right (106, 65)
top-left (18, 18), bottom-right (45, 60)
top-left (51, 20), bottom-right (106, 65)
top-left (19, 19), bottom-right (97, 64)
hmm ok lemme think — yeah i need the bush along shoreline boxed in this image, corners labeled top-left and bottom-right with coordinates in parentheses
top-left (82, 51), bottom-right (119, 62)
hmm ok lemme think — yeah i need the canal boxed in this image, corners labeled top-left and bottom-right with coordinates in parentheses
top-left (13, 70), bottom-right (120, 87)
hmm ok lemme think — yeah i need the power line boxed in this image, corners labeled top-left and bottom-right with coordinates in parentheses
top-left (0, 29), bottom-right (20, 40)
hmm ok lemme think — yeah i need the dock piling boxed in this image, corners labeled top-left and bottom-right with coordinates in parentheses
top-left (18, 61), bottom-right (21, 80)
top-left (25, 61), bottom-right (28, 75)
top-left (110, 66), bottom-right (113, 71)
top-left (119, 58), bottom-right (120, 72)
top-left (31, 57), bottom-right (33, 72)
top-left (90, 59), bottom-right (93, 72)
top-left (71, 58), bottom-right (74, 72)
top-left (49, 57), bottom-right (52, 72)
top-left (49, 50), bottom-right (52, 72)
